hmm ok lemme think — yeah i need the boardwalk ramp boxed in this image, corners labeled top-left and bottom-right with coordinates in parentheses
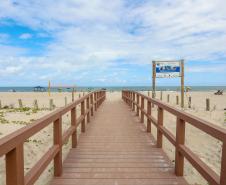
top-left (50, 95), bottom-right (188, 185)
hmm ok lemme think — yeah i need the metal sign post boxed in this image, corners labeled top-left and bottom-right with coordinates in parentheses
top-left (152, 60), bottom-right (185, 108)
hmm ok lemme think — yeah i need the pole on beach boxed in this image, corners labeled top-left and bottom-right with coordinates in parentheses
top-left (188, 97), bottom-right (191, 108)
top-left (206, 98), bottom-right (210, 111)
top-left (167, 94), bottom-right (170, 103)
top-left (0, 100), bottom-right (1, 109)
top-left (72, 87), bottom-right (75, 102)
top-left (160, 91), bottom-right (163, 101)
top-left (49, 99), bottom-right (54, 110)
top-left (176, 95), bottom-right (179, 105)
top-left (33, 99), bottom-right (38, 110)
top-left (181, 60), bottom-right (185, 108)
top-left (18, 99), bottom-right (23, 109)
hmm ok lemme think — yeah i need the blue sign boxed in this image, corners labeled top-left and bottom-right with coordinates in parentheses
top-left (155, 61), bottom-right (181, 78)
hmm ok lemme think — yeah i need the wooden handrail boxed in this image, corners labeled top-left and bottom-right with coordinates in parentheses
top-left (122, 90), bottom-right (226, 185)
top-left (0, 90), bottom-right (106, 185)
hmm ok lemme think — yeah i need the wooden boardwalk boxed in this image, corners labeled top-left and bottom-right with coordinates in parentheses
top-left (51, 97), bottom-right (188, 185)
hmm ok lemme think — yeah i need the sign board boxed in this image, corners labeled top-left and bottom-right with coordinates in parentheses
top-left (156, 61), bottom-right (181, 78)
top-left (152, 60), bottom-right (185, 108)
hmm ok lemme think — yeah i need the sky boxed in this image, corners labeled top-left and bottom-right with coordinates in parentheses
top-left (0, 0), bottom-right (226, 87)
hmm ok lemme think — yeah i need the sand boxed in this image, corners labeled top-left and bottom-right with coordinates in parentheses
top-left (0, 91), bottom-right (226, 185)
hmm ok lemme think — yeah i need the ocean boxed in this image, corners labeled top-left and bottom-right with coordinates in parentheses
top-left (0, 86), bottom-right (225, 92)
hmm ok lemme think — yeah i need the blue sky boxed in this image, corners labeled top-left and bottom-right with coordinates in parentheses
top-left (0, 0), bottom-right (226, 86)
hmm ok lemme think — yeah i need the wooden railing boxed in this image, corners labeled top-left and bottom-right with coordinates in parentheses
top-left (122, 90), bottom-right (226, 185)
top-left (0, 90), bottom-right (106, 185)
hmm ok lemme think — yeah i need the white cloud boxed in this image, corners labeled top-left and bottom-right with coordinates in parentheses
top-left (0, 66), bottom-right (22, 76)
top-left (0, 0), bottom-right (226, 85)
top-left (187, 63), bottom-right (226, 73)
top-left (19, 33), bottom-right (32, 39)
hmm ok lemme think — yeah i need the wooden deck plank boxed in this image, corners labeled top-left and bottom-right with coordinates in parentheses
top-left (50, 97), bottom-right (188, 185)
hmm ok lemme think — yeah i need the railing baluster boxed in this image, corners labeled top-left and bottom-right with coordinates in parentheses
top-left (6, 144), bottom-right (24, 185)
top-left (132, 92), bottom-right (135, 111)
top-left (94, 93), bottom-right (97, 111)
top-left (141, 97), bottom-right (144, 123)
top-left (87, 96), bottom-right (90, 123)
top-left (71, 107), bottom-right (77, 148)
top-left (136, 94), bottom-right (139, 116)
top-left (53, 117), bottom-right (62, 176)
top-left (129, 92), bottom-right (131, 107)
top-left (97, 92), bottom-right (99, 108)
top-left (175, 118), bottom-right (185, 176)
top-left (220, 141), bottom-right (226, 185)
top-left (157, 107), bottom-right (163, 148)
top-left (81, 101), bottom-right (85, 132)
top-left (91, 94), bottom-right (94, 116)
top-left (147, 100), bottom-right (151, 133)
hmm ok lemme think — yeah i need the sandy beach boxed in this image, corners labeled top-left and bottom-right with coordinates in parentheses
top-left (0, 91), bottom-right (226, 185)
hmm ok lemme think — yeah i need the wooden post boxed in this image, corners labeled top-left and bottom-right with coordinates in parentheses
top-left (71, 107), bottom-right (77, 148)
top-left (91, 94), bottom-right (94, 116)
top-left (132, 92), bottom-right (135, 111)
top-left (64, 97), bottom-right (67, 106)
top-left (18, 99), bottom-right (23, 109)
top-left (127, 92), bottom-right (129, 105)
top-left (6, 144), bottom-right (24, 185)
top-left (136, 94), bottom-right (139, 116)
top-left (175, 118), bottom-right (185, 176)
top-left (188, 96), bottom-right (192, 108)
top-left (129, 92), bottom-right (131, 107)
top-left (49, 99), bottom-right (54, 110)
top-left (157, 107), bottom-right (163, 148)
top-left (152, 61), bottom-right (156, 99)
top-left (160, 91), bottom-right (163, 101)
top-left (0, 100), bottom-right (1, 109)
top-left (97, 92), bottom-right (99, 108)
top-left (206, 98), bottom-right (210, 111)
top-left (87, 97), bottom-right (90, 123)
top-left (148, 91), bottom-right (150, 96)
top-left (81, 101), bottom-right (85, 132)
top-left (72, 88), bottom-right (75, 102)
top-left (53, 117), bottom-right (62, 176)
top-left (176, 95), bottom-right (179, 105)
top-left (167, 94), bottom-right (170, 103)
top-left (220, 141), bottom-right (226, 185)
top-left (181, 60), bottom-right (185, 108)
top-left (79, 93), bottom-right (81, 98)
top-left (94, 93), bottom-right (97, 111)
top-left (33, 99), bottom-right (38, 110)
top-left (147, 101), bottom-right (152, 133)
top-left (141, 97), bottom-right (144, 123)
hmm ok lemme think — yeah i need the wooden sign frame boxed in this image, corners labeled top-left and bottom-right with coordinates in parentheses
top-left (152, 60), bottom-right (185, 108)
